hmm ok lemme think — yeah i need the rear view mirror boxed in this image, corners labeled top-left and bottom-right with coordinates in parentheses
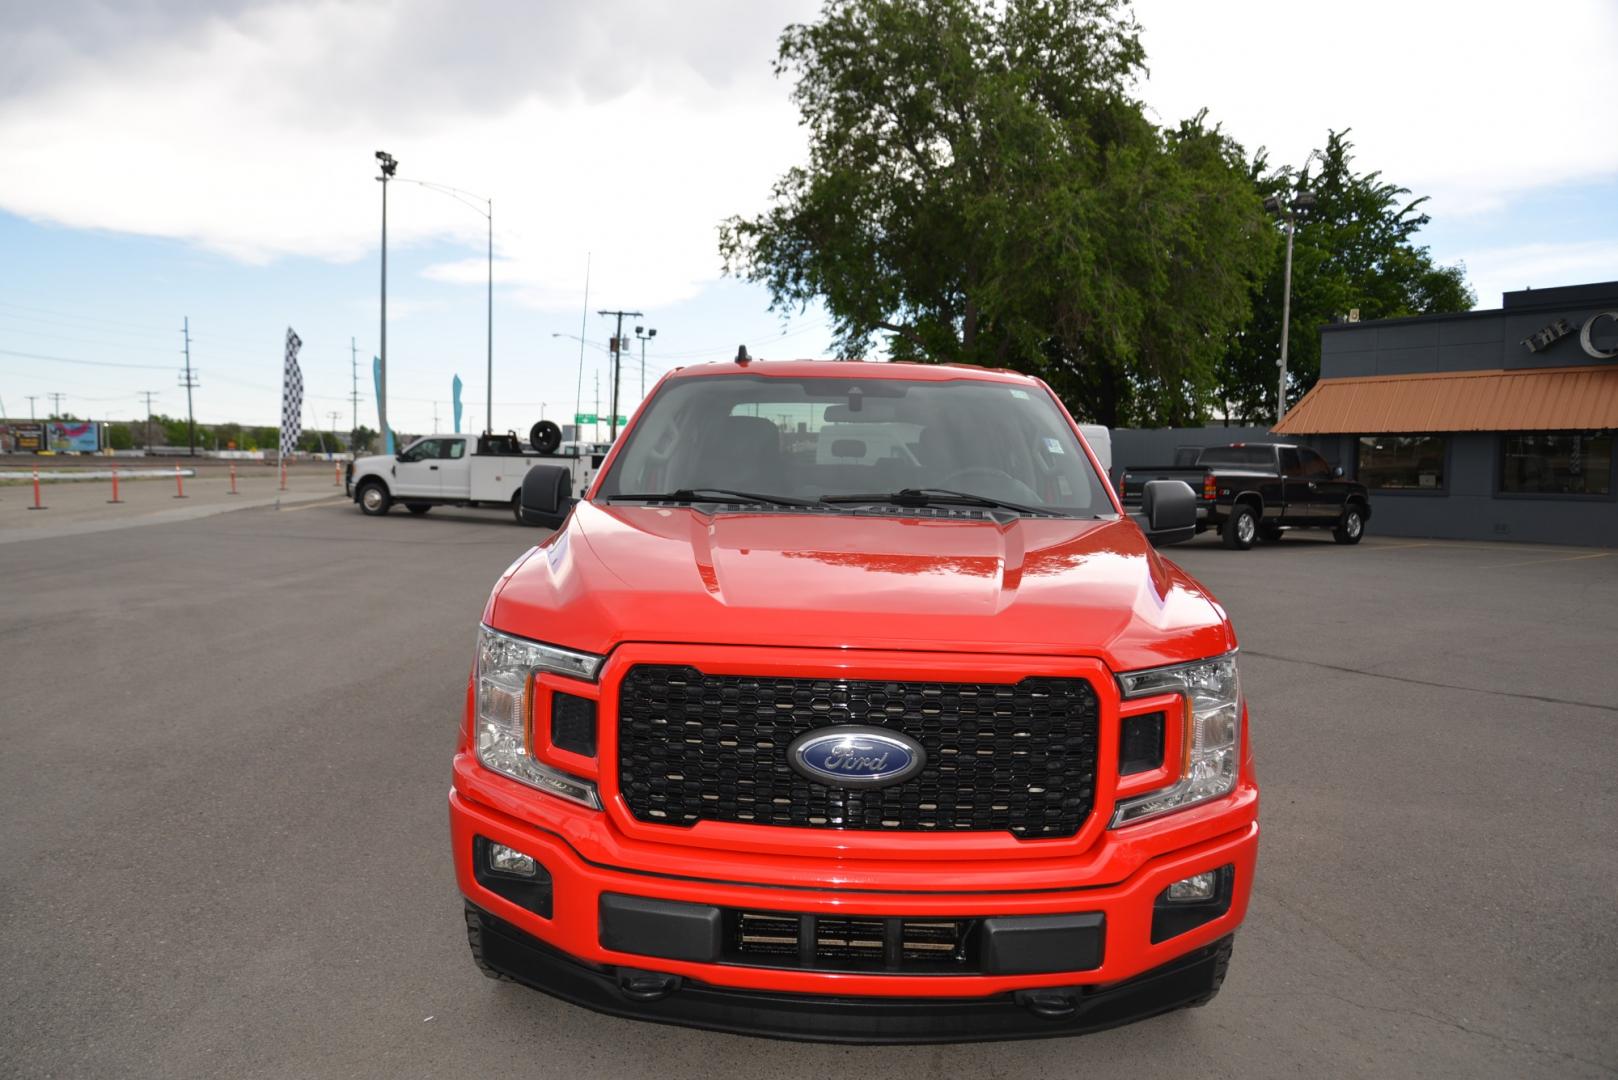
top-left (1138, 479), bottom-right (1196, 547)
top-left (520, 464), bottom-right (574, 529)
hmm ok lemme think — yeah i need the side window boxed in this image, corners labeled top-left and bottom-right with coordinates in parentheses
top-left (1280, 448), bottom-right (1303, 476)
top-left (1299, 448), bottom-right (1331, 479)
top-left (409, 439), bottom-right (441, 461)
top-left (444, 439), bottom-right (466, 460)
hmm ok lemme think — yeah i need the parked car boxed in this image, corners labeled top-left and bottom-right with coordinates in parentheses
top-left (345, 430), bottom-right (603, 522)
top-left (451, 357), bottom-right (1256, 1043)
top-left (1119, 442), bottom-right (1371, 549)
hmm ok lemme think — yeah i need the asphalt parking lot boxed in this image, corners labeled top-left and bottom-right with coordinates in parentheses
top-left (2, 503), bottom-right (1614, 1079)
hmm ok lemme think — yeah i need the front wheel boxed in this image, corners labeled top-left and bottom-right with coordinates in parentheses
top-left (1222, 504), bottom-right (1257, 550)
top-left (357, 480), bottom-right (391, 516)
top-left (1334, 503), bottom-right (1367, 544)
top-left (511, 493), bottom-right (525, 524)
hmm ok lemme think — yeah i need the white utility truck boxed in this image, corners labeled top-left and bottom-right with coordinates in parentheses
top-left (345, 427), bottom-right (609, 523)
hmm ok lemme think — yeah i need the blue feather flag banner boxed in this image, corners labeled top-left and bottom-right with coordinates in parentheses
top-left (452, 375), bottom-right (463, 434)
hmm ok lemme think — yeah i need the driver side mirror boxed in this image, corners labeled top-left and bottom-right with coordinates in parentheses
top-left (520, 464), bottom-right (574, 529)
top-left (1137, 479), bottom-right (1196, 547)
top-left (1332, 465), bottom-right (1344, 478)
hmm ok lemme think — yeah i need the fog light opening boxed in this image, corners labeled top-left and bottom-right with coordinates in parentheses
top-left (488, 842), bottom-right (539, 879)
top-left (1165, 870), bottom-right (1218, 903)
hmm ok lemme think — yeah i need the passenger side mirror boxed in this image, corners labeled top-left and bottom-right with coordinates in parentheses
top-left (520, 464), bottom-right (574, 529)
top-left (1137, 479), bottom-right (1196, 547)
top-left (1332, 465), bottom-right (1344, 478)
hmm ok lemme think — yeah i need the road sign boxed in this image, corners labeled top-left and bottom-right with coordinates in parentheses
top-left (574, 413), bottom-right (597, 424)
top-left (615, 416), bottom-right (629, 426)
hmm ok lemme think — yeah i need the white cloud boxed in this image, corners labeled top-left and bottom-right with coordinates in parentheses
top-left (0, 0), bottom-right (817, 309)
top-left (1132, 0), bottom-right (1618, 218)
top-left (1455, 241), bottom-right (1618, 308)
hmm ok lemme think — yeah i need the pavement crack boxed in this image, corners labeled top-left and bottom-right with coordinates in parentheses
top-left (1242, 650), bottom-right (1618, 714)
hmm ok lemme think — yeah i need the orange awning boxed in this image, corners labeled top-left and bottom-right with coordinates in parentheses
top-left (1273, 365), bottom-right (1618, 434)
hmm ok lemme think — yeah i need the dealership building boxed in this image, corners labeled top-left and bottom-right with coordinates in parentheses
top-left (1272, 280), bottom-right (1618, 546)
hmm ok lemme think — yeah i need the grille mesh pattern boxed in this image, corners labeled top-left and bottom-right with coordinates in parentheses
top-left (617, 666), bottom-right (1099, 837)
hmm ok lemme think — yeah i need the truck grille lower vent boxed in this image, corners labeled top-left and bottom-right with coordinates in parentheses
top-left (728, 910), bottom-right (974, 973)
top-left (617, 666), bottom-right (1100, 837)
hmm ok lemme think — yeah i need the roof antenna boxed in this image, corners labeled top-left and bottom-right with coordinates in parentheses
top-left (735, 345), bottom-right (752, 365)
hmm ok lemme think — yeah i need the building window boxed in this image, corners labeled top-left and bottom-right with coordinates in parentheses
top-left (1357, 435), bottom-right (1446, 490)
top-left (1500, 432), bottom-right (1613, 496)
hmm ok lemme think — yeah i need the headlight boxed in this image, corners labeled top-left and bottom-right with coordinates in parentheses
top-left (474, 625), bottom-right (603, 809)
top-left (1111, 653), bottom-right (1241, 827)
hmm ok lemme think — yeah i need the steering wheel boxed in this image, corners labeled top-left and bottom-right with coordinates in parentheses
top-left (938, 466), bottom-right (1041, 504)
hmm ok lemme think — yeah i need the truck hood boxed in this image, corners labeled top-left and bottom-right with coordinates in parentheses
top-left (490, 502), bottom-right (1235, 672)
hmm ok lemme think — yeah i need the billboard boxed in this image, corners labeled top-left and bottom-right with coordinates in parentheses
top-left (6, 422), bottom-right (45, 451)
top-left (46, 421), bottom-right (101, 453)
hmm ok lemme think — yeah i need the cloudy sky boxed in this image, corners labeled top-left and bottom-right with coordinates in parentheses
top-left (2, 0), bottom-right (1615, 435)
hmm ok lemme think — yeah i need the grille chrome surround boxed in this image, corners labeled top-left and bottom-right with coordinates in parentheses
top-left (616, 665), bottom-right (1100, 838)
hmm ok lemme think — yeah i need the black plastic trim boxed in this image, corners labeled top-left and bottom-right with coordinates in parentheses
top-left (1149, 864), bottom-right (1234, 944)
top-left (467, 901), bottom-right (1233, 1044)
top-left (472, 835), bottom-right (554, 919)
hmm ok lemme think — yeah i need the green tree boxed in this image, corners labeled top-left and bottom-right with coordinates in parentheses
top-left (351, 425), bottom-right (378, 454)
top-left (719, 0), bottom-right (1273, 425)
top-left (1216, 130), bottom-right (1474, 422)
top-left (105, 423), bottom-right (134, 450)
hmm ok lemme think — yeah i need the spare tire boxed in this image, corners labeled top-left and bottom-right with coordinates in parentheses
top-left (530, 420), bottom-right (563, 456)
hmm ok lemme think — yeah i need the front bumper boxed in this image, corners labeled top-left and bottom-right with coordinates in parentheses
top-left (450, 786), bottom-right (1257, 1025)
top-left (466, 898), bottom-right (1234, 1043)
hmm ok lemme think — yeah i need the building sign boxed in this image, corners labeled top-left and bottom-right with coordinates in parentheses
top-left (46, 420), bottom-right (101, 452)
top-left (1521, 310), bottom-right (1618, 359)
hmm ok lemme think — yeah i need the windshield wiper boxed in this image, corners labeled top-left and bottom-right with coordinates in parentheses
top-left (820, 488), bottom-right (1053, 516)
top-left (606, 488), bottom-right (814, 507)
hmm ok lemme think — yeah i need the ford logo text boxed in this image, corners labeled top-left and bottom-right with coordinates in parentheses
top-left (786, 727), bottom-right (926, 789)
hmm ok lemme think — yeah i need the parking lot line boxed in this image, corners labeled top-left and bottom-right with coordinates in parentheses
top-left (1470, 551), bottom-right (1614, 571)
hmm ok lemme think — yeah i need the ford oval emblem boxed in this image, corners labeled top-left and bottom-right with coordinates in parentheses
top-left (786, 726), bottom-right (926, 789)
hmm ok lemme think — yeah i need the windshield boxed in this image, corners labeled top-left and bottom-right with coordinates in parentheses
top-left (1197, 446), bottom-right (1275, 468)
top-left (597, 373), bottom-right (1109, 516)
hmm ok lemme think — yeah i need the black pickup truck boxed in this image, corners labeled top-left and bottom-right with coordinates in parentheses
top-left (1119, 442), bottom-right (1371, 550)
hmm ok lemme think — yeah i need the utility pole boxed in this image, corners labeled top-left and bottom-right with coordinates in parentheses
top-left (433, 402), bottom-right (441, 432)
top-left (138, 391), bottom-right (159, 453)
top-left (349, 337), bottom-right (362, 446)
top-left (48, 392), bottom-right (65, 417)
top-left (328, 410), bottom-right (342, 452)
top-left (179, 317), bottom-right (199, 455)
top-left (376, 150), bottom-right (397, 452)
top-left (1265, 152), bottom-right (1319, 423)
top-left (593, 370), bottom-right (600, 443)
top-left (26, 395), bottom-right (38, 420)
top-left (597, 309), bottom-right (642, 440)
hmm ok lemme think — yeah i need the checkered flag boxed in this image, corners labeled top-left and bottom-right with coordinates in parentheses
top-left (279, 327), bottom-right (303, 456)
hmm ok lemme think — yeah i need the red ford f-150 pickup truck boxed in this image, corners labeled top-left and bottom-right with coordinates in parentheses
top-left (451, 358), bottom-right (1257, 1043)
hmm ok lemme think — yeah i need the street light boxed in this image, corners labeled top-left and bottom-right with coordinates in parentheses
top-left (1265, 151), bottom-right (1319, 423)
top-left (634, 325), bottom-right (657, 399)
top-left (396, 177), bottom-right (493, 435)
top-left (376, 150), bottom-right (397, 453)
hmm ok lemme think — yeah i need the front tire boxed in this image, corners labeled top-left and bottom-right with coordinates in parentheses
top-left (463, 903), bottom-right (506, 981)
top-left (1334, 503), bottom-right (1367, 544)
top-left (1222, 504), bottom-right (1258, 550)
top-left (1186, 936), bottom-right (1234, 1008)
top-left (357, 480), bottom-right (391, 516)
top-left (512, 493), bottom-right (524, 524)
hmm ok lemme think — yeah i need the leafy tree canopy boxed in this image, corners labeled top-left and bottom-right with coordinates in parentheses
top-left (1216, 130), bottom-right (1474, 423)
top-left (720, 0), bottom-right (1274, 425)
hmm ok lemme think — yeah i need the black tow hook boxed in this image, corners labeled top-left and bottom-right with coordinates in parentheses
top-left (616, 968), bottom-right (683, 1002)
top-left (1015, 988), bottom-right (1081, 1021)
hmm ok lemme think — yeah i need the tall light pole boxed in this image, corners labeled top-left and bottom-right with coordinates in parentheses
top-left (395, 177), bottom-right (492, 433)
top-left (1266, 152), bottom-right (1319, 423)
top-left (635, 325), bottom-right (657, 400)
top-left (376, 150), bottom-right (397, 452)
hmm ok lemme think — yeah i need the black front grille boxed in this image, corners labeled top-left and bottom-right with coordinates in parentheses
top-left (616, 666), bottom-right (1100, 837)
top-left (728, 910), bottom-right (975, 973)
